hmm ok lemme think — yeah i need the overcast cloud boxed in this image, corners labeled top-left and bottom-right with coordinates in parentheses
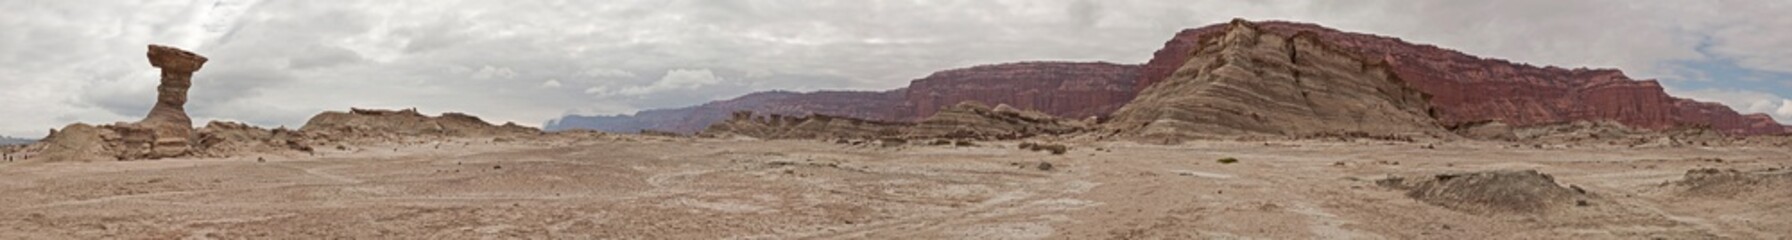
top-left (1, 0), bottom-right (1788, 137)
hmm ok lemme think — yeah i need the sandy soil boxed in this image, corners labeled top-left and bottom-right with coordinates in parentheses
top-left (1, 136), bottom-right (1787, 239)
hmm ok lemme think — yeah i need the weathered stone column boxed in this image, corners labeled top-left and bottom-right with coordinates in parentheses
top-left (138, 45), bottom-right (208, 158)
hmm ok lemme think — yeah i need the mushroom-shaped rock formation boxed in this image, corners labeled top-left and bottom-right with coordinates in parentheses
top-left (132, 45), bottom-right (210, 158)
top-left (33, 45), bottom-right (209, 161)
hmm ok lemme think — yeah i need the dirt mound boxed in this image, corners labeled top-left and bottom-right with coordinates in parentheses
top-left (1456, 120), bottom-right (1787, 147)
top-left (701, 111), bottom-right (912, 140)
top-left (1377, 170), bottom-right (1594, 215)
top-left (1107, 19), bottom-right (1444, 142)
top-left (702, 101), bottom-right (1091, 141)
top-left (190, 121), bottom-right (324, 157)
top-left (906, 102), bottom-right (1093, 140)
top-left (1667, 168), bottom-right (1792, 198)
top-left (300, 108), bottom-right (540, 139)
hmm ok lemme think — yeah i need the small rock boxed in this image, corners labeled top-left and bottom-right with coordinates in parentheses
top-left (1036, 162), bottom-right (1055, 171)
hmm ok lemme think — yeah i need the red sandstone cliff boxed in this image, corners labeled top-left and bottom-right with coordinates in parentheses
top-left (1140, 21), bottom-right (1787, 135)
top-left (548, 62), bottom-right (1141, 133)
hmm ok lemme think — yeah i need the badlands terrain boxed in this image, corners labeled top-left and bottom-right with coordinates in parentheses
top-left (3, 19), bottom-right (1791, 239)
top-left (1, 135), bottom-right (1790, 239)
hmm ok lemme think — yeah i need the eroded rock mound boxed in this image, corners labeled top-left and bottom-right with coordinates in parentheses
top-left (1377, 170), bottom-right (1593, 214)
top-left (301, 108), bottom-right (540, 139)
top-left (703, 101), bottom-right (1091, 141)
top-left (906, 102), bottom-right (1093, 140)
top-left (1108, 19), bottom-right (1444, 142)
top-left (33, 45), bottom-right (209, 161)
top-left (701, 111), bottom-right (912, 140)
top-left (1667, 168), bottom-right (1792, 198)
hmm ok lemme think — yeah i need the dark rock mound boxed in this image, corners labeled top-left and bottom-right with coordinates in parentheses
top-left (702, 101), bottom-right (1092, 141)
top-left (1667, 168), bottom-right (1792, 198)
top-left (701, 111), bottom-right (912, 140)
top-left (1377, 170), bottom-right (1593, 214)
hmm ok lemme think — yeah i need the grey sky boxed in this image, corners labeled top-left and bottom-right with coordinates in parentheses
top-left (1, 0), bottom-right (1788, 137)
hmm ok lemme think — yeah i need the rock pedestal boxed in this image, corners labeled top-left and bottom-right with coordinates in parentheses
top-left (128, 45), bottom-right (209, 158)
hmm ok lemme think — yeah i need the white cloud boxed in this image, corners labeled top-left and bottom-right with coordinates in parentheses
top-left (582, 68), bottom-right (636, 78)
top-left (541, 79), bottom-right (562, 88)
top-left (1779, 99), bottom-right (1792, 117)
top-left (588, 69), bottom-right (724, 97)
top-left (470, 66), bottom-right (518, 80)
top-left (1672, 88), bottom-right (1792, 123)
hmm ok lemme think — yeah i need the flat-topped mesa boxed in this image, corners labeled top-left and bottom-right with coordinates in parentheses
top-left (1139, 19), bottom-right (1787, 135)
top-left (1109, 19), bottom-right (1445, 142)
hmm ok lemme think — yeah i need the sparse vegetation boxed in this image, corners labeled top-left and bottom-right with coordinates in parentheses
top-left (1217, 157), bottom-right (1239, 164)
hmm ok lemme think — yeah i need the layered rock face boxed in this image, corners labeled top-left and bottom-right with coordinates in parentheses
top-left (548, 62), bottom-right (1140, 134)
top-left (1109, 20), bottom-right (1445, 141)
top-left (1140, 20), bottom-right (1787, 135)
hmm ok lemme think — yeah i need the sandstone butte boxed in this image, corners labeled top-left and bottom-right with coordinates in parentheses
top-left (547, 61), bottom-right (1139, 133)
top-left (1139, 20), bottom-right (1789, 135)
top-left (555, 19), bottom-right (1786, 136)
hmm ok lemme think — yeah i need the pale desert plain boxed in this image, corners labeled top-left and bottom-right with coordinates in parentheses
top-left (2, 134), bottom-right (1789, 239)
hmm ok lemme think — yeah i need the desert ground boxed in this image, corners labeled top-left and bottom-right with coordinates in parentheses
top-left (1, 135), bottom-right (1788, 239)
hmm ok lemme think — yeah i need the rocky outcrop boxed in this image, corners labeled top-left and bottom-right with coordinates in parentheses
top-left (905, 62), bottom-right (1139, 121)
top-left (33, 45), bottom-right (210, 161)
top-left (703, 101), bottom-right (1091, 141)
top-left (548, 62), bottom-right (1140, 134)
top-left (302, 108), bottom-right (540, 139)
top-left (905, 102), bottom-right (1093, 140)
top-left (1139, 20), bottom-right (1787, 135)
top-left (1109, 20), bottom-right (1445, 142)
top-left (701, 112), bottom-right (912, 140)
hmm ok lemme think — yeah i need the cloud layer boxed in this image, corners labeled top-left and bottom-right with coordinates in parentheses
top-left (1, 0), bottom-right (1789, 137)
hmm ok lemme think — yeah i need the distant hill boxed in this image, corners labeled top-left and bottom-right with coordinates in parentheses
top-left (0, 136), bottom-right (36, 146)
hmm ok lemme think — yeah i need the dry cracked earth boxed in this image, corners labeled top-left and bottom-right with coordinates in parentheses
top-left (1, 136), bottom-right (1788, 239)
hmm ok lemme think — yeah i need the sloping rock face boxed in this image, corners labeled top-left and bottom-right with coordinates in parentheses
top-left (1109, 20), bottom-right (1445, 141)
top-left (548, 62), bottom-right (1140, 134)
top-left (302, 108), bottom-right (540, 139)
top-left (547, 90), bottom-right (908, 134)
top-left (905, 62), bottom-right (1139, 121)
top-left (1140, 20), bottom-right (1787, 135)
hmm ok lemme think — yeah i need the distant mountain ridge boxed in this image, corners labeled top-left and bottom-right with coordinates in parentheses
top-left (0, 136), bottom-right (38, 146)
top-left (547, 61), bottom-right (1141, 133)
top-left (550, 19), bottom-right (1786, 136)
